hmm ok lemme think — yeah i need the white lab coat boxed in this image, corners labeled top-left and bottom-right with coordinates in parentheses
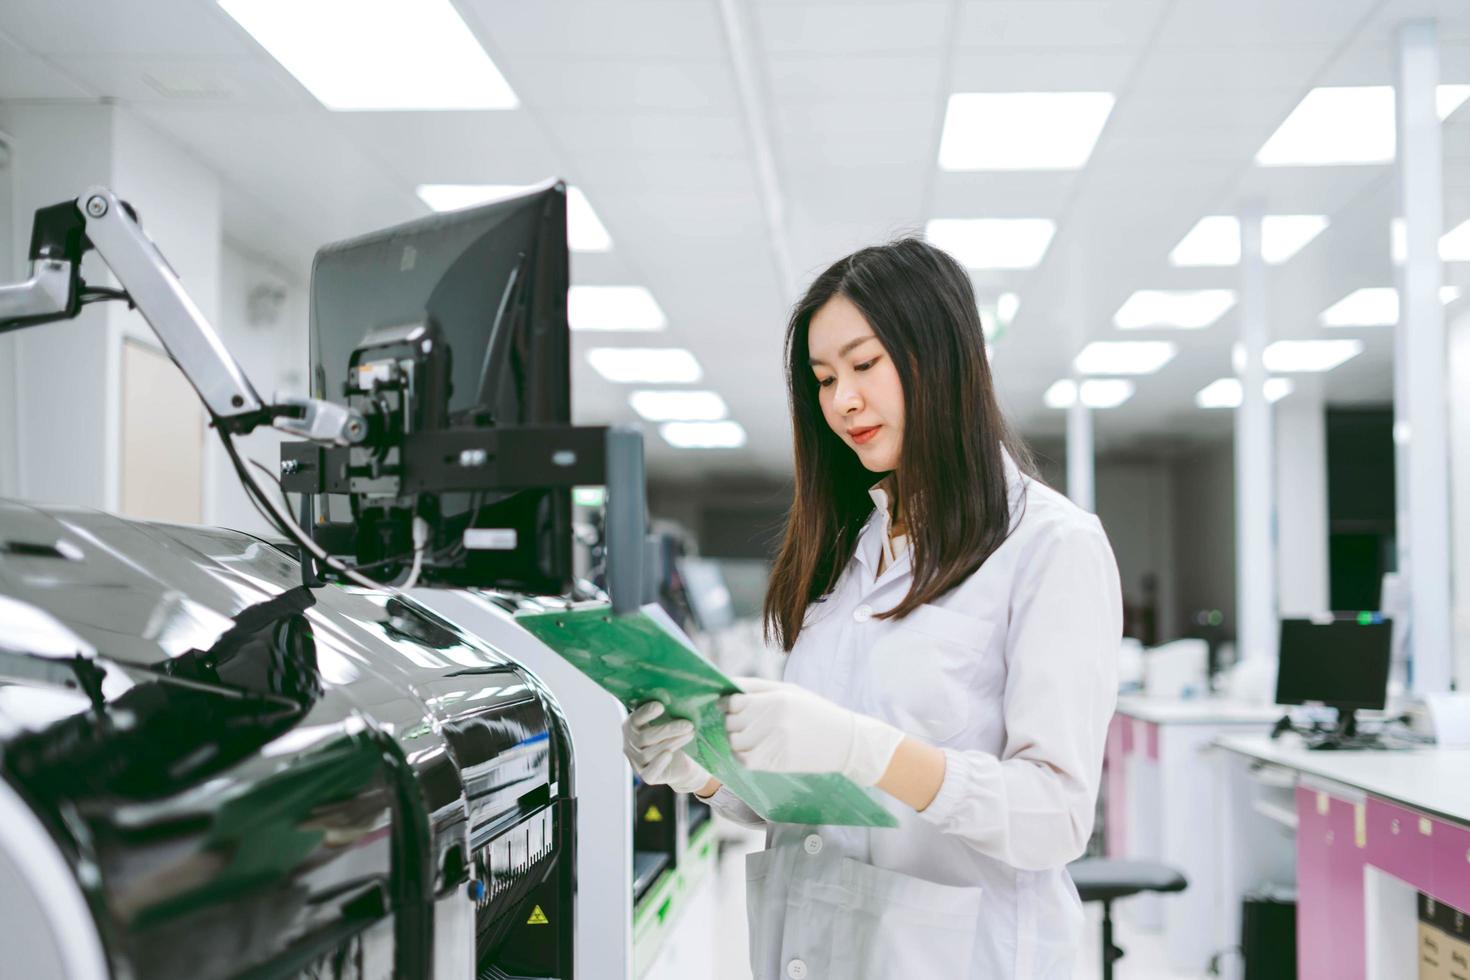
top-left (708, 451), bottom-right (1121, 979)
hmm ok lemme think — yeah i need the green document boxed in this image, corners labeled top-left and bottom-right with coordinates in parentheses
top-left (516, 604), bottom-right (898, 828)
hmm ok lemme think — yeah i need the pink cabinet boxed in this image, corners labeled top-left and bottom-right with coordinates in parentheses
top-left (1365, 798), bottom-right (1435, 885)
top-left (1296, 788), bottom-right (1367, 980)
top-left (1296, 788), bottom-right (1332, 980)
top-left (1432, 818), bottom-right (1470, 914)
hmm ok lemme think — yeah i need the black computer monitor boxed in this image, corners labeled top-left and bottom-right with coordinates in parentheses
top-left (1276, 616), bottom-right (1392, 740)
top-left (307, 181), bottom-right (572, 590)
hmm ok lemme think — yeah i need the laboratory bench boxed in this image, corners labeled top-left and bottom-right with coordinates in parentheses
top-left (1103, 695), bottom-right (1283, 971)
top-left (1213, 733), bottom-right (1470, 980)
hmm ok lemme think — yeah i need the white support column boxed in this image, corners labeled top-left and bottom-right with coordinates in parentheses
top-left (1395, 21), bottom-right (1453, 695)
top-left (1275, 379), bottom-right (1330, 617)
top-left (1067, 389), bottom-right (1095, 513)
top-left (1235, 202), bottom-right (1276, 663)
top-left (1449, 308), bottom-right (1470, 689)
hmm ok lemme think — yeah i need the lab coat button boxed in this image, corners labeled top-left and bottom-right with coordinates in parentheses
top-left (803, 834), bottom-right (823, 855)
top-left (786, 959), bottom-right (808, 979)
top-left (853, 604), bottom-right (873, 623)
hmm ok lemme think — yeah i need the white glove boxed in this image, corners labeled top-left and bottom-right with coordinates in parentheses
top-left (723, 677), bottom-right (906, 787)
top-left (622, 701), bottom-right (712, 795)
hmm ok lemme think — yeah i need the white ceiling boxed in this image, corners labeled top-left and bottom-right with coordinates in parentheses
top-left (3, 0), bottom-right (1469, 479)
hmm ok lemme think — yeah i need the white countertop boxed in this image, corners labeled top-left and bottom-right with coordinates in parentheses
top-left (1115, 694), bottom-right (1283, 726)
top-left (1214, 732), bottom-right (1470, 826)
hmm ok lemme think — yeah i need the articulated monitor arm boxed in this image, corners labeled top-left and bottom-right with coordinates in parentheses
top-left (0, 187), bottom-right (363, 446)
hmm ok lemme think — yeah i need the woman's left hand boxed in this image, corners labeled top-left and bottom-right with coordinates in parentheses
top-left (723, 677), bottom-right (906, 787)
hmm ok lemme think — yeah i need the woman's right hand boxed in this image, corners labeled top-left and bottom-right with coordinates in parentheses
top-left (622, 701), bottom-right (716, 795)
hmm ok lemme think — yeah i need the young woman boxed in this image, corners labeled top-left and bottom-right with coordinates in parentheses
top-left (623, 239), bottom-right (1121, 978)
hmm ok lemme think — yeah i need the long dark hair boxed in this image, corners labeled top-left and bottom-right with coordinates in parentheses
top-left (763, 238), bottom-right (1034, 651)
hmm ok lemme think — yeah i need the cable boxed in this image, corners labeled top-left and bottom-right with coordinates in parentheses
top-left (217, 429), bottom-right (393, 591)
top-left (399, 517), bottom-right (430, 590)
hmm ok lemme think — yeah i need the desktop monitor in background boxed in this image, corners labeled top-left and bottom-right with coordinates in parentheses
top-left (307, 181), bottom-right (572, 590)
top-left (1276, 616), bottom-right (1392, 747)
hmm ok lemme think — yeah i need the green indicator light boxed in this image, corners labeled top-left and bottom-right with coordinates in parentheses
top-left (1357, 611), bottom-right (1373, 626)
top-left (572, 487), bottom-right (605, 508)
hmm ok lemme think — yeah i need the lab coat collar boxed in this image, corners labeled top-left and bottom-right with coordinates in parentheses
top-left (851, 447), bottom-right (1028, 580)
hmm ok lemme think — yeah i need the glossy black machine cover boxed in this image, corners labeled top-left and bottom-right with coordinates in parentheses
top-left (0, 499), bottom-right (575, 979)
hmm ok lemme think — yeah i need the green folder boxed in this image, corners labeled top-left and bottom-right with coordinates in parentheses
top-left (516, 604), bottom-right (898, 828)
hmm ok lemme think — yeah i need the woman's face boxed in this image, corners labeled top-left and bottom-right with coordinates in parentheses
top-left (807, 294), bottom-right (904, 473)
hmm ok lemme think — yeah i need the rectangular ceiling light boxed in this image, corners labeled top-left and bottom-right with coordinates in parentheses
top-left (218, 0), bottom-right (518, 110)
top-left (1043, 379), bottom-right (1135, 409)
top-left (1321, 285), bottom-right (1462, 326)
top-left (569, 286), bottom-right (666, 331)
top-left (586, 348), bottom-right (701, 384)
top-left (1170, 215), bottom-right (1329, 266)
top-left (938, 92), bottom-right (1115, 170)
top-left (1262, 339), bottom-right (1364, 373)
top-left (417, 184), bottom-right (611, 251)
top-left (925, 219), bottom-right (1057, 270)
top-left (1073, 340), bottom-right (1178, 376)
top-left (1443, 218), bottom-right (1470, 262)
top-left (1195, 377), bottom-right (1294, 409)
top-left (660, 420), bottom-right (747, 449)
top-left (1256, 85), bottom-right (1470, 166)
top-left (629, 390), bottom-right (728, 422)
top-left (1394, 216), bottom-right (1470, 264)
top-left (1113, 289), bottom-right (1237, 330)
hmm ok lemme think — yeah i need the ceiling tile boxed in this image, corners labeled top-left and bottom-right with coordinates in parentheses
top-left (766, 53), bottom-right (943, 102)
top-left (1155, 0), bottom-right (1380, 48)
top-left (948, 49), bottom-right (1138, 91)
top-left (756, 3), bottom-right (951, 54)
top-left (463, 0), bottom-right (725, 60)
top-left (957, 1), bottom-right (1166, 49)
top-left (506, 59), bottom-right (740, 112)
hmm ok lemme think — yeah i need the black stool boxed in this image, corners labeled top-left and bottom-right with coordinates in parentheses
top-left (1069, 858), bottom-right (1187, 980)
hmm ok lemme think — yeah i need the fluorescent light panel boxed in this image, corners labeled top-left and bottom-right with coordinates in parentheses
top-left (416, 184), bottom-right (611, 251)
top-left (1113, 289), bottom-right (1236, 330)
top-left (1256, 85), bottom-right (1470, 166)
top-left (1044, 379), bottom-right (1135, 409)
top-left (1195, 377), bottom-right (1294, 409)
top-left (569, 286), bottom-right (666, 331)
top-left (1443, 218), bottom-right (1470, 262)
top-left (1073, 341), bottom-right (1177, 376)
top-left (628, 390), bottom-right (727, 422)
top-left (1321, 285), bottom-right (1462, 326)
top-left (660, 421), bottom-right (747, 449)
top-left (1392, 216), bottom-right (1470, 264)
top-left (586, 348), bottom-right (701, 384)
top-left (218, 0), bottom-right (517, 110)
top-left (1170, 215), bottom-right (1329, 266)
top-left (1262, 339), bottom-right (1363, 373)
top-left (925, 219), bottom-right (1056, 270)
top-left (938, 92), bottom-right (1116, 170)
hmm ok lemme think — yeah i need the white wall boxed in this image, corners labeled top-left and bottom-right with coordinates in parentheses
top-left (0, 101), bottom-right (308, 532)
top-left (107, 109), bottom-right (221, 521)
top-left (1450, 306), bottom-right (1470, 689)
top-left (208, 240), bottom-right (308, 534)
top-left (0, 102), bottom-right (116, 508)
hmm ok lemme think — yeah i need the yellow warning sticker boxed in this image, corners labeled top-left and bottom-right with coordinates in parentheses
top-left (527, 905), bottom-right (549, 926)
top-left (1316, 792), bottom-right (1329, 816)
top-left (1419, 816), bottom-right (1434, 837)
top-left (644, 805), bottom-right (663, 823)
top-left (1354, 804), bottom-right (1366, 848)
